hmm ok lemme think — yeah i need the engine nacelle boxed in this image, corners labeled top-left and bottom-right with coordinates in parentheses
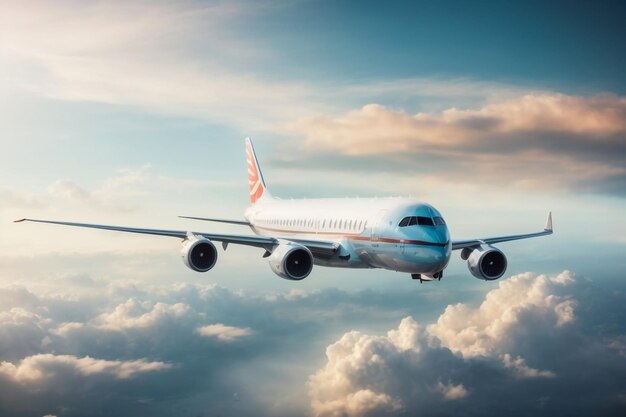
top-left (467, 246), bottom-right (507, 280)
top-left (181, 234), bottom-right (218, 272)
top-left (268, 243), bottom-right (313, 280)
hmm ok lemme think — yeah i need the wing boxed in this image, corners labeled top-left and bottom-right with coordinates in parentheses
top-left (13, 218), bottom-right (339, 257)
top-left (451, 212), bottom-right (553, 250)
top-left (178, 215), bottom-right (251, 226)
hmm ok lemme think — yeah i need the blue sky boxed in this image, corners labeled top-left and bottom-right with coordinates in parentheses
top-left (1, 1), bottom-right (625, 416)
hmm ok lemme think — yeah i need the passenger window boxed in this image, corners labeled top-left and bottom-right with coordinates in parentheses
top-left (399, 217), bottom-right (411, 227)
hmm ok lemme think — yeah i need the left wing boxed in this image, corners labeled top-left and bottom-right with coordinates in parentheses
top-left (178, 215), bottom-right (251, 226)
top-left (451, 212), bottom-right (553, 250)
top-left (13, 218), bottom-right (339, 257)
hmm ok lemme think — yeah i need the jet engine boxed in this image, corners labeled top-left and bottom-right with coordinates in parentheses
top-left (466, 246), bottom-right (507, 280)
top-left (181, 234), bottom-right (218, 272)
top-left (268, 243), bottom-right (313, 280)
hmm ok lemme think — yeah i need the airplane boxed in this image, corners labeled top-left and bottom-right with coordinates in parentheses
top-left (14, 138), bottom-right (553, 283)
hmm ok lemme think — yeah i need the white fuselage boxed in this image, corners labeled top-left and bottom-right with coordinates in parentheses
top-left (245, 197), bottom-right (451, 275)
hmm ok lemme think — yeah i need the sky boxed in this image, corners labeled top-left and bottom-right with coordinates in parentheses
top-left (0, 1), bottom-right (625, 416)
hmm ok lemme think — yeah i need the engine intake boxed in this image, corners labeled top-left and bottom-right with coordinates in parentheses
top-left (467, 246), bottom-right (507, 280)
top-left (181, 235), bottom-right (218, 272)
top-left (268, 243), bottom-right (313, 280)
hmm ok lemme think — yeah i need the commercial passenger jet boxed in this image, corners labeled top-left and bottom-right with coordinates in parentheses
top-left (15, 138), bottom-right (553, 282)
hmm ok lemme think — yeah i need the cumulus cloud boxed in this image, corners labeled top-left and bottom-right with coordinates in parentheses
top-left (309, 271), bottom-right (626, 417)
top-left (282, 94), bottom-right (626, 195)
top-left (1, 271), bottom-right (625, 417)
top-left (196, 323), bottom-right (252, 342)
top-left (94, 299), bottom-right (190, 331)
top-left (311, 389), bottom-right (402, 417)
top-left (427, 271), bottom-right (577, 359)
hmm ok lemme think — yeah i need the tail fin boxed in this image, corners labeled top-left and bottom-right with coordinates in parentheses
top-left (245, 137), bottom-right (270, 204)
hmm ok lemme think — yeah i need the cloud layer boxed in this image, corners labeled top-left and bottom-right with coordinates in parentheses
top-left (309, 271), bottom-right (626, 417)
top-left (282, 94), bottom-right (626, 196)
top-left (1, 269), bottom-right (625, 417)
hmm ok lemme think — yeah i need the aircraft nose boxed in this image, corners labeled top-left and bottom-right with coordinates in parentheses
top-left (427, 225), bottom-right (449, 245)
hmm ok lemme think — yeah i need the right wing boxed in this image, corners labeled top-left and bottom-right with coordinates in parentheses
top-left (14, 218), bottom-right (339, 257)
top-left (451, 212), bottom-right (553, 250)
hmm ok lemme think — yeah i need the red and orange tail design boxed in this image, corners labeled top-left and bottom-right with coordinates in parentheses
top-left (246, 138), bottom-right (267, 204)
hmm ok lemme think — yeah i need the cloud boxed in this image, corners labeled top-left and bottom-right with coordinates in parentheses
top-left (0, 0), bottom-right (558, 132)
top-left (288, 94), bottom-right (626, 153)
top-left (311, 389), bottom-right (402, 417)
top-left (0, 0), bottom-right (325, 127)
top-left (281, 94), bottom-right (626, 195)
top-left (0, 187), bottom-right (43, 210)
top-left (427, 271), bottom-right (577, 359)
top-left (435, 381), bottom-right (468, 400)
top-left (1, 271), bottom-right (625, 417)
top-left (196, 323), bottom-right (252, 342)
top-left (93, 299), bottom-right (190, 331)
top-left (502, 354), bottom-right (555, 379)
top-left (0, 279), bottom-right (471, 417)
top-left (308, 271), bottom-right (626, 417)
top-left (0, 354), bottom-right (170, 382)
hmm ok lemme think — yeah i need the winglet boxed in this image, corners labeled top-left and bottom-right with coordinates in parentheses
top-left (13, 218), bottom-right (26, 223)
top-left (545, 212), bottom-right (553, 232)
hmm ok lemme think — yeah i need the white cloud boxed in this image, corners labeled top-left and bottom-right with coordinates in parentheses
top-left (0, 354), bottom-right (170, 382)
top-left (427, 271), bottom-right (578, 359)
top-left (308, 317), bottom-right (420, 416)
top-left (196, 323), bottom-right (252, 342)
top-left (94, 298), bottom-right (190, 331)
top-left (1, 271), bottom-right (625, 417)
top-left (309, 271), bottom-right (586, 417)
top-left (435, 381), bottom-right (468, 400)
top-left (502, 354), bottom-right (555, 379)
top-left (310, 389), bottom-right (402, 417)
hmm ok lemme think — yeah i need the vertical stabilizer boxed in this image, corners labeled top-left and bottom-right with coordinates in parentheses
top-left (245, 137), bottom-right (270, 204)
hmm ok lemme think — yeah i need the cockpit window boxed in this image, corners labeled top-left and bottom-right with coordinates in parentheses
top-left (416, 216), bottom-right (434, 226)
top-left (399, 216), bottom-right (436, 227)
top-left (433, 216), bottom-right (446, 226)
